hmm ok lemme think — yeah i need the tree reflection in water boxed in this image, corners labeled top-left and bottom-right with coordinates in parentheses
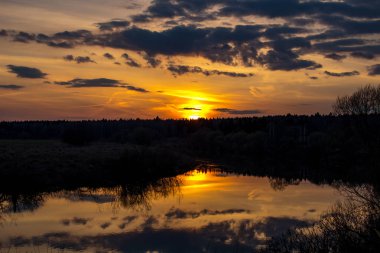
top-left (108, 176), bottom-right (182, 211)
top-left (0, 176), bottom-right (182, 217)
top-left (264, 183), bottom-right (380, 253)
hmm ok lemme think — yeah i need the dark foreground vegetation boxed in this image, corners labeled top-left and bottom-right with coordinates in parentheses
top-left (1, 113), bottom-right (380, 186)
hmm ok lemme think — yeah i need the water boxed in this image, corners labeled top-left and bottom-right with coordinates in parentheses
top-left (0, 168), bottom-right (343, 253)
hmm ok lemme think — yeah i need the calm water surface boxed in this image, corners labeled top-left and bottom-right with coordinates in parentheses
top-left (0, 168), bottom-right (343, 252)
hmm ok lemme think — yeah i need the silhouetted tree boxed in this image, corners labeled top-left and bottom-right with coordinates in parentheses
top-left (333, 85), bottom-right (380, 115)
top-left (263, 184), bottom-right (380, 253)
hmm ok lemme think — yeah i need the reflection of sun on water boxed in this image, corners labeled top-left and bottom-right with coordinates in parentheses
top-left (186, 171), bottom-right (208, 181)
top-left (182, 170), bottom-right (215, 189)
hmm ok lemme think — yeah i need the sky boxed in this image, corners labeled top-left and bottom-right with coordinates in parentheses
top-left (0, 0), bottom-right (380, 120)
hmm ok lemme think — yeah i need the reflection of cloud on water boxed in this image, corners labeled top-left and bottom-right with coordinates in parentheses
top-left (61, 217), bottom-right (92, 226)
top-left (248, 190), bottom-right (261, 200)
top-left (165, 207), bottom-right (250, 219)
top-left (4, 216), bottom-right (311, 253)
top-left (119, 215), bottom-right (138, 229)
top-left (57, 192), bottom-right (116, 204)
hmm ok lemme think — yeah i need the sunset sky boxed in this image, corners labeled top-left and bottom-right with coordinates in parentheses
top-left (0, 0), bottom-right (380, 120)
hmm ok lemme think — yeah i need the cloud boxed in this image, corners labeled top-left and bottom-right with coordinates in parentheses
top-left (324, 70), bottom-right (360, 77)
top-left (103, 53), bottom-right (114, 60)
top-left (13, 31), bottom-right (35, 43)
top-left (52, 30), bottom-right (92, 40)
top-left (324, 53), bottom-right (347, 61)
top-left (121, 53), bottom-right (141, 68)
top-left (0, 29), bottom-right (8, 36)
top-left (125, 85), bottom-right (148, 93)
top-left (140, 52), bottom-right (161, 68)
top-left (119, 216), bottom-right (138, 229)
top-left (165, 208), bottom-right (249, 219)
top-left (368, 64), bottom-right (380, 75)
top-left (136, 0), bottom-right (380, 24)
top-left (6, 65), bottom-right (47, 78)
top-left (100, 222), bottom-right (111, 229)
top-left (3, 29), bottom-right (92, 48)
top-left (214, 108), bottom-right (263, 115)
top-left (350, 52), bottom-right (375, 60)
top-left (3, 0), bottom-right (380, 73)
top-left (61, 217), bottom-right (92, 226)
top-left (257, 50), bottom-right (322, 71)
top-left (54, 78), bottom-right (148, 92)
top-left (0, 84), bottom-right (24, 90)
top-left (96, 19), bottom-right (130, 31)
top-left (167, 65), bottom-right (253, 77)
top-left (313, 38), bottom-right (366, 52)
top-left (63, 55), bottom-right (96, 64)
top-left (182, 107), bottom-right (201, 111)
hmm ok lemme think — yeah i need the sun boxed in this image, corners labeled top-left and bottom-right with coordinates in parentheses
top-left (181, 100), bottom-right (213, 119)
top-left (189, 115), bottom-right (200, 120)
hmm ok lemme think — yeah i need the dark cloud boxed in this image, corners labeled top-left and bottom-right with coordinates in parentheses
top-left (47, 41), bottom-right (74, 48)
top-left (0, 25), bottom-right (328, 71)
top-left (103, 53), bottom-right (114, 60)
top-left (316, 15), bottom-right (380, 36)
top-left (3, 0), bottom-right (380, 72)
top-left (13, 31), bottom-right (35, 43)
top-left (312, 39), bottom-right (366, 55)
top-left (119, 216), bottom-right (138, 229)
top-left (0, 29), bottom-right (8, 36)
top-left (4, 29), bottom-right (91, 48)
top-left (125, 85), bottom-right (148, 93)
top-left (63, 55), bottom-right (95, 64)
top-left (140, 216), bottom-right (159, 230)
top-left (350, 51), bottom-right (375, 60)
top-left (134, 0), bottom-right (380, 25)
top-left (324, 70), bottom-right (360, 77)
top-left (219, 0), bottom-right (380, 19)
top-left (100, 222), bottom-right (111, 229)
top-left (257, 50), bottom-right (322, 71)
top-left (165, 208), bottom-right (249, 219)
top-left (63, 55), bottom-right (74, 61)
top-left (135, 0), bottom-right (379, 24)
top-left (7, 65), bottom-right (47, 78)
top-left (167, 65), bottom-right (253, 77)
top-left (305, 73), bottom-right (318, 80)
top-left (140, 52), bottom-right (161, 68)
top-left (92, 25), bottom-right (265, 67)
top-left (54, 78), bottom-right (148, 92)
top-left (121, 53), bottom-right (141, 68)
top-left (0, 84), bottom-right (24, 90)
top-left (60, 217), bottom-right (92, 226)
top-left (52, 30), bottom-right (92, 40)
top-left (182, 107), bottom-right (201, 111)
top-left (96, 19), bottom-right (130, 31)
top-left (368, 64), bottom-right (380, 76)
top-left (263, 25), bottom-right (308, 40)
top-left (122, 0), bottom-right (380, 66)
top-left (214, 108), bottom-right (263, 115)
top-left (54, 78), bottom-right (121, 87)
top-left (324, 53), bottom-right (347, 61)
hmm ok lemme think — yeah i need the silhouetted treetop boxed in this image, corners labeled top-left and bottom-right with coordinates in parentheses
top-left (333, 85), bottom-right (380, 115)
